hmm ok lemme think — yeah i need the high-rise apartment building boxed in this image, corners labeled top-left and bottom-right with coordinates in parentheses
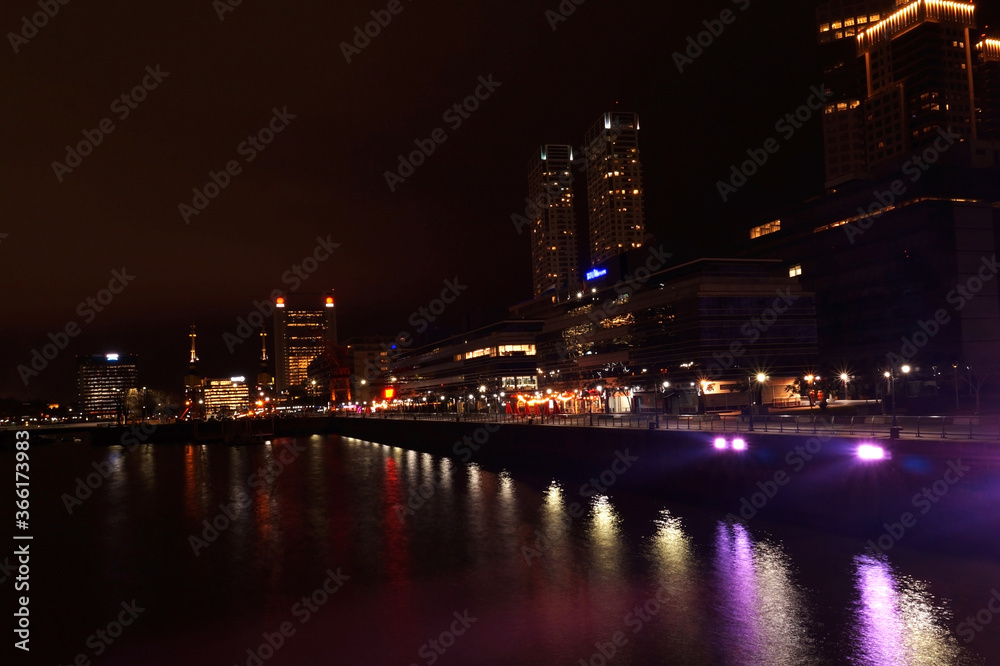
top-left (77, 353), bottom-right (139, 420)
top-left (528, 145), bottom-right (579, 299)
top-left (273, 293), bottom-right (338, 393)
top-left (585, 112), bottom-right (645, 266)
top-left (977, 36), bottom-right (1000, 139)
top-left (858, 0), bottom-right (977, 168)
top-left (817, 0), bottom-right (981, 186)
top-left (817, 0), bottom-right (896, 187)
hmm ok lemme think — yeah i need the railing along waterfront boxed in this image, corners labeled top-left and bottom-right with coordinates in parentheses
top-left (336, 411), bottom-right (1000, 441)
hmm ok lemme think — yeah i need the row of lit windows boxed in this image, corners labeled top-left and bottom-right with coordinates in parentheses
top-left (824, 100), bottom-right (862, 114)
top-left (749, 219), bottom-right (781, 239)
top-left (821, 14), bottom-right (880, 31)
top-left (460, 344), bottom-right (537, 361)
top-left (501, 376), bottom-right (538, 389)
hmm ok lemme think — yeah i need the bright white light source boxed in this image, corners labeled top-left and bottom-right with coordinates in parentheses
top-left (732, 438), bottom-right (747, 451)
top-left (713, 437), bottom-right (727, 450)
top-left (858, 444), bottom-right (885, 460)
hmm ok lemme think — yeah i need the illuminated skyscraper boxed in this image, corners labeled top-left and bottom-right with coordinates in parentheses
top-left (585, 112), bottom-right (645, 266)
top-left (817, 0), bottom-right (980, 185)
top-left (857, 0), bottom-right (978, 169)
top-left (273, 292), bottom-right (338, 393)
top-left (77, 353), bottom-right (139, 421)
top-left (816, 0), bottom-right (895, 187)
top-left (977, 35), bottom-right (1000, 139)
top-left (528, 144), bottom-right (579, 299)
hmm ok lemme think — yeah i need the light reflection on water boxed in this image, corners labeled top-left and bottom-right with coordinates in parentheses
top-left (36, 435), bottom-right (994, 665)
top-left (850, 554), bottom-right (974, 665)
top-left (711, 521), bottom-right (818, 665)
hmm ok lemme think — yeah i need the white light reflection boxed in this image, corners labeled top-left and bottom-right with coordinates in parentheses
top-left (850, 554), bottom-right (971, 665)
top-left (587, 495), bottom-right (623, 580)
top-left (644, 511), bottom-right (703, 656)
top-left (711, 522), bottom-right (817, 664)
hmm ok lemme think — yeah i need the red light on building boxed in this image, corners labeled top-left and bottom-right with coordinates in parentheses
top-left (276, 296), bottom-right (285, 308)
top-left (384, 387), bottom-right (395, 400)
top-left (325, 296), bottom-right (334, 308)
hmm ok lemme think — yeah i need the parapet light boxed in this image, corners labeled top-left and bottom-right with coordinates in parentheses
top-left (858, 444), bottom-right (886, 460)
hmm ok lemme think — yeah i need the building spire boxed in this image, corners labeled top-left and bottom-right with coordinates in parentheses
top-left (189, 324), bottom-right (199, 364)
top-left (260, 330), bottom-right (268, 362)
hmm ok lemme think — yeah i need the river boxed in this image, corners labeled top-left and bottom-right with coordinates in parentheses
top-left (10, 434), bottom-right (1000, 665)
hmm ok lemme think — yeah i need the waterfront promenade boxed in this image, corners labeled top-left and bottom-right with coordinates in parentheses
top-left (341, 409), bottom-right (1000, 442)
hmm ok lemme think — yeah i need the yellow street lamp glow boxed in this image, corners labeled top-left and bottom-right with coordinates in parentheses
top-left (884, 371), bottom-right (891, 378)
top-left (901, 365), bottom-right (911, 374)
top-left (840, 373), bottom-right (849, 381)
top-left (756, 373), bottom-right (766, 383)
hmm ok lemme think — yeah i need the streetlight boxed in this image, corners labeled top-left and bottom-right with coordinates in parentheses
top-left (840, 373), bottom-right (849, 401)
top-left (886, 365), bottom-right (910, 437)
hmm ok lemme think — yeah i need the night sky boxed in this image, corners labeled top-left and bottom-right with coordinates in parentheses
top-left (3, 0), bottom-right (996, 402)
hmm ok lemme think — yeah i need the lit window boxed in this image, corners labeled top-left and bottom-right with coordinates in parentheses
top-left (789, 264), bottom-right (802, 278)
top-left (750, 219), bottom-right (781, 239)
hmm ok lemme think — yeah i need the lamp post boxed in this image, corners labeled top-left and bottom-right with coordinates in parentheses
top-left (886, 365), bottom-right (910, 437)
top-left (840, 373), bottom-right (849, 401)
top-left (756, 373), bottom-right (767, 413)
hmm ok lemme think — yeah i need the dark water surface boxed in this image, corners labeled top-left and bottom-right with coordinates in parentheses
top-left (7, 434), bottom-right (1000, 665)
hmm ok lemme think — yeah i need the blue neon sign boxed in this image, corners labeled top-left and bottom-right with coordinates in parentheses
top-left (586, 268), bottom-right (607, 281)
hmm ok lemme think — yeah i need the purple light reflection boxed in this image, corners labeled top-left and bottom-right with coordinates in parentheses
top-left (849, 554), bottom-right (969, 665)
top-left (710, 523), bottom-right (815, 663)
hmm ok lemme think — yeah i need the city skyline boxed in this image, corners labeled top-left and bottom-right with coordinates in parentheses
top-left (3, 0), bottom-right (999, 403)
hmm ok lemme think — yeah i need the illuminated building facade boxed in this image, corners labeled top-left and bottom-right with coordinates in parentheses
top-left (858, 0), bottom-right (978, 169)
top-left (528, 145), bottom-right (579, 299)
top-left (739, 158), bottom-right (1000, 376)
top-left (585, 112), bottom-right (645, 265)
top-left (273, 293), bottom-right (338, 393)
top-left (511, 256), bottom-right (817, 413)
top-left (77, 353), bottom-right (139, 420)
top-left (978, 36), bottom-right (1000, 139)
top-left (343, 335), bottom-right (395, 402)
top-left (816, 1), bottom-right (895, 188)
top-left (818, 0), bottom-right (982, 186)
top-left (202, 377), bottom-right (250, 416)
top-left (388, 321), bottom-right (544, 399)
